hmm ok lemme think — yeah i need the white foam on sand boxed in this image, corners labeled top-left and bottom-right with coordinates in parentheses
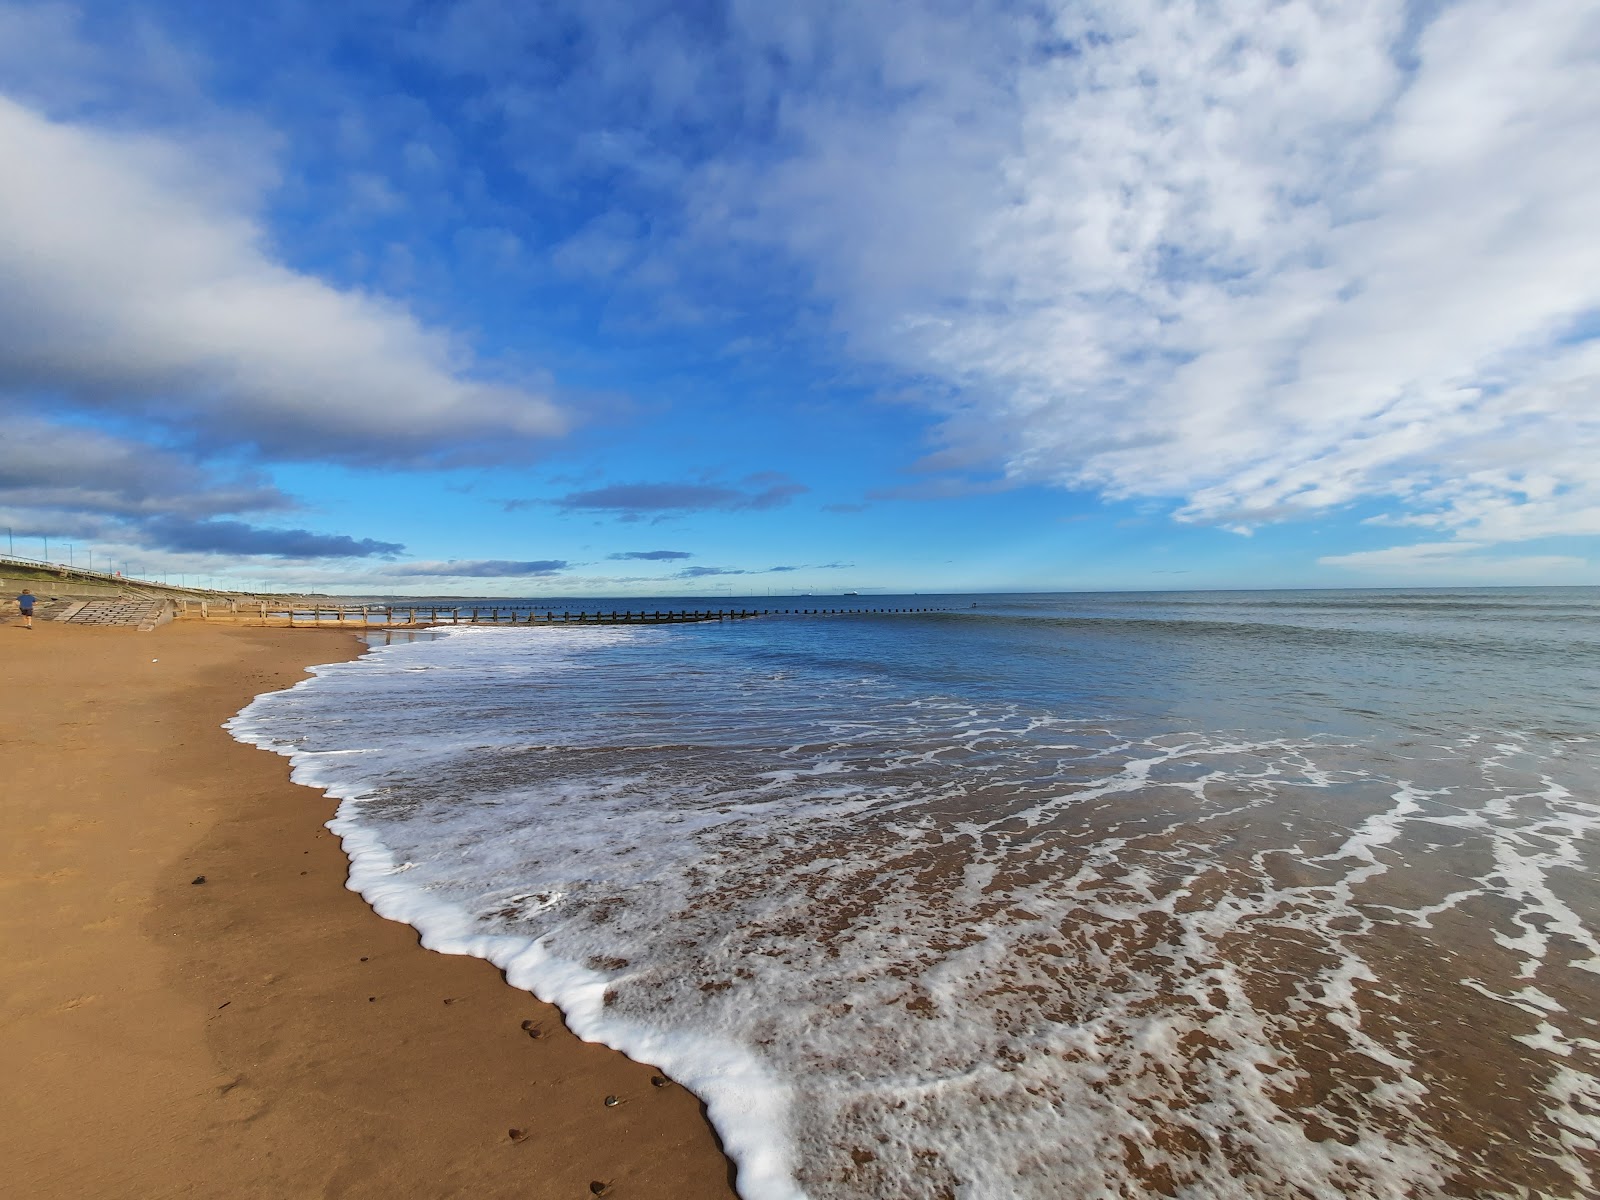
top-left (228, 625), bottom-right (1600, 1199)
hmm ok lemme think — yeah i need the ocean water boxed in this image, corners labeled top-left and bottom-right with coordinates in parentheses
top-left (228, 588), bottom-right (1600, 1198)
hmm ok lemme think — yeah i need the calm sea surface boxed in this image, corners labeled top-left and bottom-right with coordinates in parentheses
top-left (230, 588), bottom-right (1600, 1198)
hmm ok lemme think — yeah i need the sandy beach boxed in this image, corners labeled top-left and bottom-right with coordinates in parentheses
top-left (0, 619), bottom-right (736, 1199)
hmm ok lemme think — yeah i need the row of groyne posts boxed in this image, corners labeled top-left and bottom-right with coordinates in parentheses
top-left (176, 599), bottom-right (951, 627)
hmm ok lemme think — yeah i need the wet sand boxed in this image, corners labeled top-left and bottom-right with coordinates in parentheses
top-left (0, 619), bottom-right (737, 1199)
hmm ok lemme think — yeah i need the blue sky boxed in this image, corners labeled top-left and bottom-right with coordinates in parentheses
top-left (1, 0), bottom-right (1596, 595)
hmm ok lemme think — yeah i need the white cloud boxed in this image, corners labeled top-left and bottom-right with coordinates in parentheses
top-left (0, 416), bottom-right (290, 517)
top-left (685, 0), bottom-right (1600, 556)
top-left (0, 94), bottom-right (567, 464)
top-left (1318, 540), bottom-right (1589, 581)
top-left (10, 0), bottom-right (1595, 582)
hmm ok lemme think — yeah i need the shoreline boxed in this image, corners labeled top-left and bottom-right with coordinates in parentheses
top-left (1, 620), bottom-right (737, 1199)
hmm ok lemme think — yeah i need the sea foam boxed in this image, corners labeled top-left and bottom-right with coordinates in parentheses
top-left (228, 618), bottom-right (1600, 1198)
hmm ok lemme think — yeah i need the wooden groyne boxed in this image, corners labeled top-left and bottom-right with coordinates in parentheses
top-left (175, 601), bottom-right (953, 628)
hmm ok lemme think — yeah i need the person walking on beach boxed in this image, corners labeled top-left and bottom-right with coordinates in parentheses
top-left (16, 589), bottom-right (35, 628)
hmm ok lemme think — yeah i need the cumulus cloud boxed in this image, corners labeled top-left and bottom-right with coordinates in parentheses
top-left (12, 0), bottom-right (1594, 584)
top-left (608, 549), bottom-right (694, 560)
top-left (0, 93), bottom-right (567, 465)
top-left (721, 0), bottom-right (1600, 558)
top-left (430, 0), bottom-right (1600, 564)
top-left (390, 559), bottom-right (569, 577)
top-left (139, 518), bottom-right (404, 558)
top-left (0, 417), bottom-right (412, 565)
top-left (554, 477), bottom-right (807, 519)
top-left (0, 417), bottom-right (290, 517)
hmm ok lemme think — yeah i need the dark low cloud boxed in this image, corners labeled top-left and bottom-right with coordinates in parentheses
top-left (553, 476), bottom-right (807, 519)
top-left (0, 417), bottom-right (292, 519)
top-left (608, 549), bottom-right (693, 561)
top-left (677, 564), bottom-right (812, 578)
top-left (390, 559), bottom-right (569, 577)
top-left (140, 517), bottom-right (405, 558)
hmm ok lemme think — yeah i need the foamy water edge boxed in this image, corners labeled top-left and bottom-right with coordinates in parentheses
top-left (225, 635), bottom-right (807, 1200)
top-left (224, 621), bottom-right (1600, 1198)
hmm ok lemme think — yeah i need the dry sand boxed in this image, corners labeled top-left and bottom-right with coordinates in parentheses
top-left (0, 618), bottom-right (738, 1199)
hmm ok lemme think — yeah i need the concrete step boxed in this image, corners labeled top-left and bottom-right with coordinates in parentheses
top-left (64, 600), bottom-right (166, 629)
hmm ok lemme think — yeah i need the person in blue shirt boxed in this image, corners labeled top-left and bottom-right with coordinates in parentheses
top-left (16, 589), bottom-right (35, 629)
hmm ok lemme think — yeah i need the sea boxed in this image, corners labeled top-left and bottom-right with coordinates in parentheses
top-left (227, 588), bottom-right (1600, 1199)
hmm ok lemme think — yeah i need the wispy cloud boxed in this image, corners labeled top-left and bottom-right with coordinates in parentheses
top-left (1319, 542), bottom-right (1588, 581)
top-left (7, 0), bottom-right (1593, 589)
top-left (140, 518), bottom-right (404, 559)
top-left (553, 476), bottom-right (807, 520)
top-left (608, 549), bottom-right (693, 560)
top-left (427, 0), bottom-right (1599, 565)
top-left (711, 0), bottom-right (1600, 559)
top-left (676, 561), bottom-right (842, 579)
top-left (389, 559), bottom-right (569, 577)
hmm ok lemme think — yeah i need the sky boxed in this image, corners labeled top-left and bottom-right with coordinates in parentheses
top-left (0, 0), bottom-right (1597, 596)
